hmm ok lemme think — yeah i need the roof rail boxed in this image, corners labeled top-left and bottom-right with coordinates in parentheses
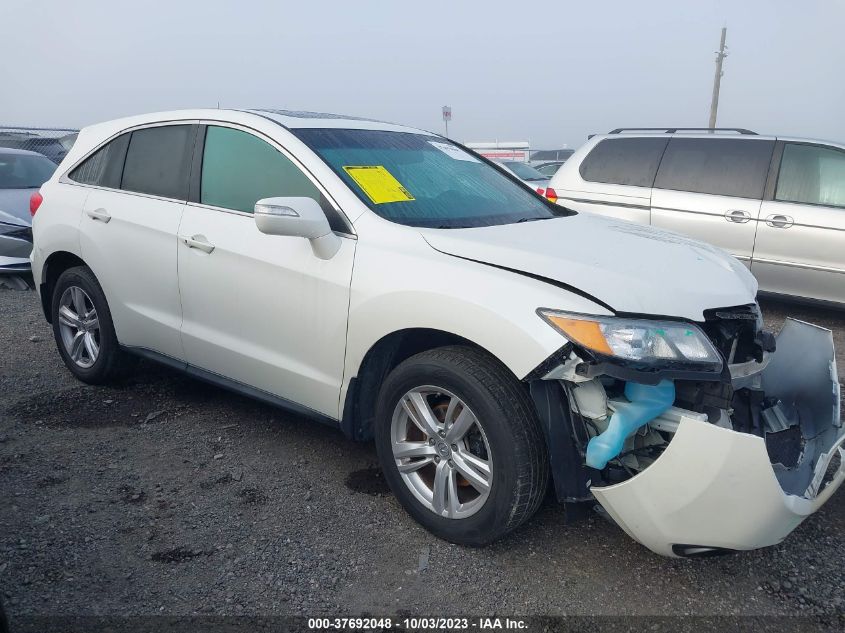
top-left (608, 127), bottom-right (757, 135)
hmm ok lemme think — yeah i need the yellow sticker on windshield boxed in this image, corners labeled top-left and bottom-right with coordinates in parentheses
top-left (343, 165), bottom-right (414, 204)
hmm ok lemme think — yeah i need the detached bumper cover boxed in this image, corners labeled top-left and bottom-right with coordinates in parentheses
top-left (592, 319), bottom-right (842, 557)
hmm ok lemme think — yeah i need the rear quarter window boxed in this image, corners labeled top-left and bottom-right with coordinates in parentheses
top-left (654, 138), bottom-right (775, 199)
top-left (68, 133), bottom-right (130, 189)
top-left (579, 137), bottom-right (669, 187)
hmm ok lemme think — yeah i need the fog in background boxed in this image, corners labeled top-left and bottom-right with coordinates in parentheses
top-left (2, 0), bottom-right (844, 149)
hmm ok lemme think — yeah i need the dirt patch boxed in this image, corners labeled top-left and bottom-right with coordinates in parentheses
top-left (35, 474), bottom-right (69, 488)
top-left (7, 387), bottom-right (146, 428)
top-left (117, 485), bottom-right (146, 504)
top-left (345, 465), bottom-right (390, 496)
top-left (150, 548), bottom-right (211, 564)
top-left (199, 473), bottom-right (234, 489)
top-left (237, 487), bottom-right (268, 505)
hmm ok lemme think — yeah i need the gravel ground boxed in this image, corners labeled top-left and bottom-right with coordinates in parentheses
top-left (0, 288), bottom-right (843, 627)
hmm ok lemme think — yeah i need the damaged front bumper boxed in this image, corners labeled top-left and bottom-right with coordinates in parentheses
top-left (534, 318), bottom-right (843, 558)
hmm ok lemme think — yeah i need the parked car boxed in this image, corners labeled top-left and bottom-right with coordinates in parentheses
top-left (0, 148), bottom-right (55, 273)
top-left (493, 160), bottom-right (550, 194)
top-left (58, 132), bottom-right (79, 155)
top-left (31, 110), bottom-right (843, 557)
top-left (547, 128), bottom-right (845, 306)
top-left (0, 131), bottom-right (69, 164)
top-left (530, 148), bottom-right (574, 167)
top-left (534, 161), bottom-right (567, 177)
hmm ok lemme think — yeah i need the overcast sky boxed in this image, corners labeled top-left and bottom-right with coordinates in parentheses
top-left (3, 0), bottom-right (844, 149)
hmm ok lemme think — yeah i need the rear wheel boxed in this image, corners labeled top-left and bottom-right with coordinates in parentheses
top-left (375, 346), bottom-right (548, 545)
top-left (51, 266), bottom-right (135, 384)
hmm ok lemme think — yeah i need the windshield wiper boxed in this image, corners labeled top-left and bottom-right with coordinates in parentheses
top-left (515, 217), bottom-right (546, 223)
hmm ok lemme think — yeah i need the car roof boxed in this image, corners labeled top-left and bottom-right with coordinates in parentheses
top-left (596, 131), bottom-right (777, 142)
top-left (593, 131), bottom-right (845, 149)
top-left (0, 146), bottom-right (46, 157)
top-left (73, 108), bottom-right (436, 148)
top-left (244, 108), bottom-right (433, 134)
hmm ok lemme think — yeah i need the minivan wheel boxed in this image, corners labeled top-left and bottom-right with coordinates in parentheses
top-left (375, 346), bottom-right (549, 545)
top-left (51, 266), bottom-right (135, 384)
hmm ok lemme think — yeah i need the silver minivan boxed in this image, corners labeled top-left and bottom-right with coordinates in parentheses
top-left (547, 128), bottom-right (845, 306)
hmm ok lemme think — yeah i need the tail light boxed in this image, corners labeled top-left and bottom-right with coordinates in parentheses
top-left (30, 191), bottom-right (43, 217)
top-left (545, 187), bottom-right (558, 204)
top-left (536, 187), bottom-right (545, 196)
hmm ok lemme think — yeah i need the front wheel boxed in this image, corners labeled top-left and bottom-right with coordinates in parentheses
top-left (375, 346), bottom-right (548, 545)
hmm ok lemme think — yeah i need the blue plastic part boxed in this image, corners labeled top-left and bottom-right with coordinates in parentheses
top-left (585, 379), bottom-right (676, 470)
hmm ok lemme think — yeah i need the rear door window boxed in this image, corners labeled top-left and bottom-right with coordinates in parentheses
top-left (199, 125), bottom-right (345, 230)
top-left (775, 143), bottom-right (845, 208)
top-left (654, 138), bottom-right (775, 199)
top-left (121, 125), bottom-right (194, 200)
top-left (579, 137), bottom-right (669, 187)
top-left (68, 133), bottom-right (130, 189)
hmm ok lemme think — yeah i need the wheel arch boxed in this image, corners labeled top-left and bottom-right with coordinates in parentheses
top-left (340, 327), bottom-right (523, 442)
top-left (39, 250), bottom-right (87, 323)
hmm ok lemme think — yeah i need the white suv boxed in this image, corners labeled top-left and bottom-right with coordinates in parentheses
top-left (546, 128), bottom-right (845, 305)
top-left (30, 110), bottom-right (843, 557)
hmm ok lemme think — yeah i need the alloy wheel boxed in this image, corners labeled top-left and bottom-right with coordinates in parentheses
top-left (57, 286), bottom-right (100, 369)
top-left (390, 386), bottom-right (493, 518)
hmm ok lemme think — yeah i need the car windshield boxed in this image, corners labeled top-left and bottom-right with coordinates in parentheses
top-left (502, 161), bottom-right (546, 181)
top-left (0, 153), bottom-right (57, 189)
top-left (293, 128), bottom-right (560, 228)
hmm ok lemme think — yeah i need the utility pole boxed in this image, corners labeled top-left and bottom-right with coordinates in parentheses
top-left (708, 27), bottom-right (728, 129)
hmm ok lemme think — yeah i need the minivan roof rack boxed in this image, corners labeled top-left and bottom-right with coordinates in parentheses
top-left (608, 127), bottom-right (757, 135)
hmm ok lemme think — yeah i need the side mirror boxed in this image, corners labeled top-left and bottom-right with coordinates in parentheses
top-left (254, 197), bottom-right (341, 259)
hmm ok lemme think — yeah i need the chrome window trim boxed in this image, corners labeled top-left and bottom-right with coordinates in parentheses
top-left (58, 116), bottom-right (357, 236)
top-left (57, 180), bottom-right (190, 206)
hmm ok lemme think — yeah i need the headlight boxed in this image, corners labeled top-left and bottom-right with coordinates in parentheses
top-left (538, 310), bottom-right (723, 371)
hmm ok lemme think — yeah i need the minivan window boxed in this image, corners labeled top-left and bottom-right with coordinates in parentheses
top-left (293, 128), bottom-right (560, 228)
top-left (579, 138), bottom-right (669, 187)
top-left (121, 125), bottom-right (193, 200)
top-left (776, 143), bottom-right (845, 208)
top-left (654, 138), bottom-right (775, 199)
top-left (199, 126), bottom-right (340, 229)
top-left (68, 133), bottom-right (130, 189)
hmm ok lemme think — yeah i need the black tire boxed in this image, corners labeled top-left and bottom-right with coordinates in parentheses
top-left (50, 266), bottom-right (136, 384)
top-left (375, 345), bottom-right (549, 545)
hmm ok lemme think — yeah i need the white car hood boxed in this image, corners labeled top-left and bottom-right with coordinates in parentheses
top-left (420, 213), bottom-right (757, 321)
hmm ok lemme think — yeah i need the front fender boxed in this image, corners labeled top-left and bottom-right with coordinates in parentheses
top-left (341, 216), bottom-right (613, 415)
